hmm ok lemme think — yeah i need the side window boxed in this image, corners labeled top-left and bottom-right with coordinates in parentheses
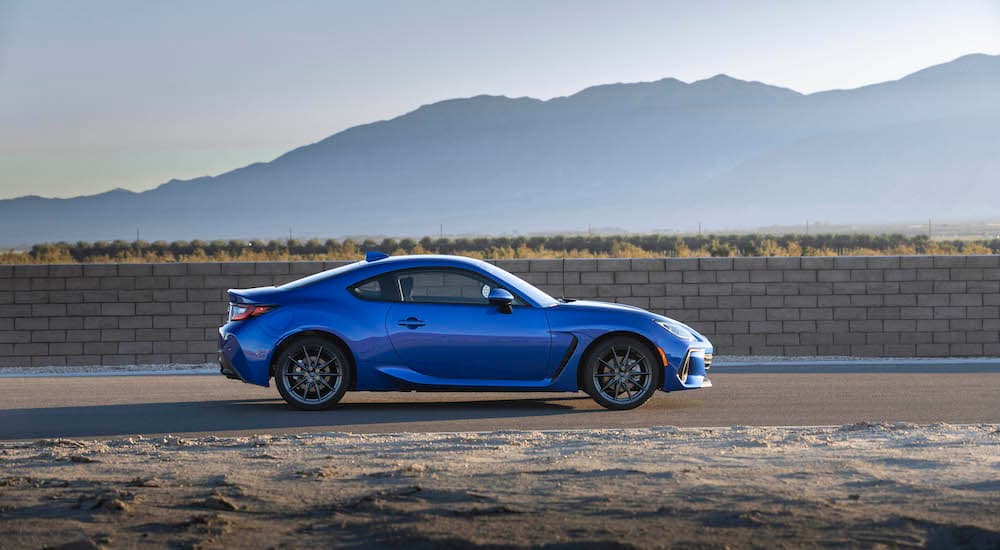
top-left (349, 275), bottom-right (400, 302)
top-left (398, 269), bottom-right (524, 306)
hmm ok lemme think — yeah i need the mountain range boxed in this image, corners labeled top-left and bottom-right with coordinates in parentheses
top-left (2, 53), bottom-right (999, 246)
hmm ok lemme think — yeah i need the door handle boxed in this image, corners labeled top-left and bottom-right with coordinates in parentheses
top-left (397, 317), bottom-right (426, 329)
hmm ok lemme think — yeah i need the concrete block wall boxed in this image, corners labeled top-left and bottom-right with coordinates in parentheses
top-left (1, 255), bottom-right (999, 367)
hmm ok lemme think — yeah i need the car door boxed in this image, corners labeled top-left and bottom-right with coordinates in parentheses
top-left (385, 268), bottom-right (552, 381)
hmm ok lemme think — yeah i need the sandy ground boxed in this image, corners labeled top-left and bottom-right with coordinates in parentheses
top-left (1, 424), bottom-right (999, 549)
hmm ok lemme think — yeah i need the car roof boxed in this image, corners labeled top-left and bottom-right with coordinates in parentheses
top-left (280, 254), bottom-right (558, 307)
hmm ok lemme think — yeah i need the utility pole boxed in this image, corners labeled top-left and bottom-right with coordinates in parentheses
top-left (698, 222), bottom-right (702, 236)
top-left (439, 224), bottom-right (443, 239)
top-left (805, 220), bottom-right (809, 235)
top-left (928, 219), bottom-right (932, 239)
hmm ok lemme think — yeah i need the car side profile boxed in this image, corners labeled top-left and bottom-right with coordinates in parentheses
top-left (218, 253), bottom-right (713, 410)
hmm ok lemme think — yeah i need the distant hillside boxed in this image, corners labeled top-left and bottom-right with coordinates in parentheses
top-left (1, 53), bottom-right (998, 246)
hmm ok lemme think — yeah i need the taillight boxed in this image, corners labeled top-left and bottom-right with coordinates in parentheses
top-left (229, 304), bottom-right (274, 321)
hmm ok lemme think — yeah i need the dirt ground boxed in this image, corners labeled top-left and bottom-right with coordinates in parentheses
top-left (1, 423), bottom-right (998, 549)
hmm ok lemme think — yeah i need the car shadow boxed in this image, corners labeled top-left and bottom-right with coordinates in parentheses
top-left (0, 395), bottom-right (606, 440)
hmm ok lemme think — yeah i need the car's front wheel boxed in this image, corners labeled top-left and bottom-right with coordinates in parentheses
top-left (274, 337), bottom-right (351, 410)
top-left (582, 336), bottom-right (661, 410)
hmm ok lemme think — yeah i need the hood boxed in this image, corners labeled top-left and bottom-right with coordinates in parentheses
top-left (556, 299), bottom-right (651, 314)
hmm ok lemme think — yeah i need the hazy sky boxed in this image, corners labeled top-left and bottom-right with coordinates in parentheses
top-left (1, 0), bottom-right (998, 200)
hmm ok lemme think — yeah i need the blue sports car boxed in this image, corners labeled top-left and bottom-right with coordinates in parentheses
top-left (218, 253), bottom-right (713, 410)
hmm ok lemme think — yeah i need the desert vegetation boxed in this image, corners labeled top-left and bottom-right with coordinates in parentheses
top-left (2, 234), bottom-right (999, 264)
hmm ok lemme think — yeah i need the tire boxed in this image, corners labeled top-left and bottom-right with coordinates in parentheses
top-left (274, 336), bottom-right (352, 411)
top-left (582, 336), bottom-right (662, 410)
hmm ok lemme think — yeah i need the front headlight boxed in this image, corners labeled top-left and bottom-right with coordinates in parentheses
top-left (654, 319), bottom-right (695, 341)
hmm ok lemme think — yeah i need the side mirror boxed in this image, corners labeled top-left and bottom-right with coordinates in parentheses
top-left (487, 288), bottom-right (514, 314)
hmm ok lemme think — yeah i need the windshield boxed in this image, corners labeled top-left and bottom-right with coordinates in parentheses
top-left (479, 262), bottom-right (560, 308)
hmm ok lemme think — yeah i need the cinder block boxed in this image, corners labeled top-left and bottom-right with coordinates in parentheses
top-left (118, 341), bottom-right (153, 354)
top-left (783, 295), bottom-right (817, 308)
top-left (170, 328), bottom-right (204, 341)
top-left (64, 355), bottom-right (101, 366)
top-left (900, 256), bottom-right (934, 269)
top-left (699, 258), bottom-right (733, 270)
top-left (529, 260), bottom-right (562, 272)
top-left (733, 308), bottom-right (766, 321)
top-left (48, 264), bottom-right (83, 277)
top-left (13, 265), bottom-right (48, 278)
top-left (49, 318), bottom-right (82, 330)
top-left (118, 264), bottom-right (153, 276)
top-left (766, 309), bottom-right (799, 321)
top-left (800, 308), bottom-right (834, 321)
top-left (966, 331), bottom-right (1000, 344)
top-left (834, 333), bottom-right (867, 345)
top-left (866, 257), bottom-right (899, 269)
top-left (833, 257), bottom-right (867, 269)
top-left (136, 329), bottom-right (171, 341)
top-left (14, 317), bottom-right (47, 330)
top-left (14, 291), bottom-right (49, 304)
top-left (800, 333), bottom-right (834, 345)
top-left (850, 320), bottom-right (882, 332)
top-left (83, 342), bottom-right (117, 355)
top-left (932, 331), bottom-right (965, 344)
top-left (699, 284), bottom-right (732, 296)
top-left (816, 345), bottom-right (851, 356)
top-left (766, 333), bottom-right (799, 346)
top-left (153, 316), bottom-right (187, 329)
top-left (82, 290), bottom-right (117, 303)
top-left (884, 295), bottom-right (916, 307)
top-left (31, 278), bottom-right (65, 290)
top-left (650, 296), bottom-right (683, 309)
top-left (631, 259), bottom-right (664, 271)
top-left (833, 307), bottom-right (867, 320)
top-left (31, 330), bottom-right (66, 343)
top-left (100, 303), bottom-right (134, 316)
top-left (615, 272), bottom-right (648, 284)
top-left (102, 354), bottom-right (137, 366)
top-left (716, 321), bottom-right (750, 334)
top-left (832, 282), bottom-right (867, 295)
top-left (683, 271), bottom-right (716, 283)
top-left (597, 285), bottom-right (630, 298)
top-left (563, 259), bottom-right (597, 272)
top-left (64, 278), bottom-right (98, 291)
top-left (664, 258), bottom-right (699, 271)
top-left (933, 256), bottom-right (966, 268)
top-left (900, 307), bottom-right (934, 319)
top-left (818, 295), bottom-right (851, 308)
top-left (968, 306), bottom-right (1000, 319)
top-left (884, 320), bottom-right (916, 332)
top-left (884, 269), bottom-right (917, 282)
top-left (717, 271), bottom-right (749, 283)
top-left (718, 296), bottom-right (751, 309)
top-left (170, 353), bottom-right (210, 365)
top-left (801, 257), bottom-right (835, 270)
top-left (732, 257), bottom-right (767, 270)
top-left (917, 269), bottom-right (950, 281)
top-left (967, 281), bottom-right (1000, 294)
top-left (699, 309), bottom-right (732, 321)
top-left (749, 271), bottom-right (782, 283)
top-left (84, 264), bottom-right (118, 277)
top-left (168, 276), bottom-right (205, 289)
top-left (884, 344), bottom-right (916, 357)
top-left (49, 342), bottom-right (83, 355)
top-left (630, 284), bottom-right (665, 297)
top-left (185, 262), bottom-right (222, 275)
top-left (749, 321), bottom-right (782, 334)
top-left (153, 289), bottom-right (187, 302)
top-left (84, 317), bottom-right (118, 329)
top-left (850, 295), bottom-right (883, 307)
top-left (950, 344), bottom-right (983, 356)
top-left (933, 306), bottom-right (966, 319)
top-left (731, 283), bottom-right (766, 296)
top-left (783, 271), bottom-right (816, 282)
top-left (849, 345), bottom-right (883, 357)
top-left (782, 320), bottom-right (816, 333)
top-left (763, 283), bottom-right (798, 296)
top-left (119, 316), bottom-right (153, 329)
top-left (684, 296), bottom-right (717, 309)
top-left (170, 302), bottom-right (204, 315)
top-left (596, 259), bottom-right (631, 272)
top-left (851, 270), bottom-right (883, 282)
top-left (563, 285), bottom-right (598, 299)
top-left (949, 294), bottom-right (983, 307)
top-left (766, 257), bottom-right (800, 270)
top-left (100, 328), bottom-right (134, 342)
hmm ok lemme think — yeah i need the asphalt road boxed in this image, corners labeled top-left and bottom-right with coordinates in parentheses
top-left (1, 366), bottom-right (999, 440)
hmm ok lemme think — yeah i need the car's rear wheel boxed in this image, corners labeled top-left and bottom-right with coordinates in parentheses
top-left (582, 336), bottom-right (661, 410)
top-left (274, 336), bottom-right (351, 410)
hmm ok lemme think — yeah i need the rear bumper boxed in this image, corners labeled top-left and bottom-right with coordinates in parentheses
top-left (218, 328), bottom-right (271, 386)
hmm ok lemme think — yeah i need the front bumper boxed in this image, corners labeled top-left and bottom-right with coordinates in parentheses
top-left (663, 347), bottom-right (713, 391)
